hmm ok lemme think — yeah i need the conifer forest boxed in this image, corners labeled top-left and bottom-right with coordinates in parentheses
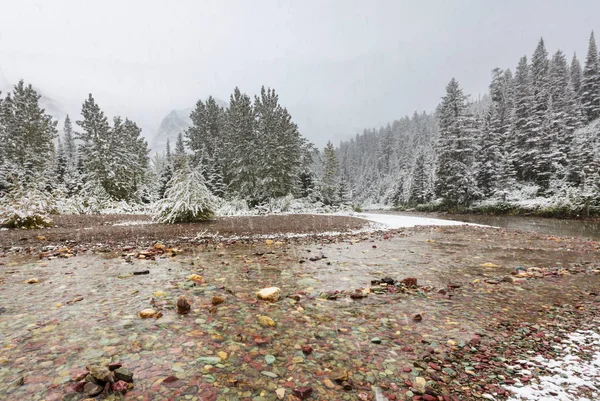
top-left (2, 34), bottom-right (600, 224)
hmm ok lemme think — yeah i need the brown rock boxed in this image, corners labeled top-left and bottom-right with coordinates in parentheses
top-left (87, 365), bottom-right (113, 382)
top-left (413, 313), bottom-right (423, 321)
top-left (301, 344), bottom-right (313, 355)
top-left (330, 367), bottom-right (348, 382)
top-left (292, 386), bottom-right (313, 399)
top-left (177, 296), bottom-right (191, 315)
top-left (402, 277), bottom-right (418, 287)
top-left (211, 295), bottom-right (225, 305)
top-left (83, 382), bottom-right (103, 397)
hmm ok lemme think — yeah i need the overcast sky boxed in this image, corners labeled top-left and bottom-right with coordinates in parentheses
top-left (0, 0), bottom-right (599, 148)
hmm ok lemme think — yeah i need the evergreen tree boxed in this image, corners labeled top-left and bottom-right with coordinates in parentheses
top-left (226, 87), bottom-right (258, 202)
top-left (409, 151), bottom-right (429, 205)
top-left (434, 78), bottom-right (478, 206)
top-left (254, 86), bottom-right (306, 201)
top-left (0, 81), bottom-right (57, 191)
top-left (529, 39), bottom-right (554, 190)
top-left (173, 132), bottom-right (187, 171)
top-left (158, 140), bottom-right (173, 199)
top-left (475, 106), bottom-right (502, 197)
top-left (322, 141), bottom-right (339, 205)
top-left (76, 94), bottom-right (149, 201)
top-left (153, 161), bottom-right (216, 223)
top-left (55, 137), bottom-right (67, 184)
top-left (510, 56), bottom-right (535, 181)
top-left (570, 53), bottom-right (583, 95)
top-left (581, 31), bottom-right (600, 122)
top-left (76, 94), bottom-right (112, 195)
top-left (61, 115), bottom-right (80, 195)
top-left (548, 50), bottom-right (581, 173)
top-left (185, 96), bottom-right (225, 164)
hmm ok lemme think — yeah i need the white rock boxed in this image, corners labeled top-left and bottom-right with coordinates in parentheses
top-left (257, 287), bottom-right (281, 301)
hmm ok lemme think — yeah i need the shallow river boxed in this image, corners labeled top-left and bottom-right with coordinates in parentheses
top-left (378, 212), bottom-right (600, 241)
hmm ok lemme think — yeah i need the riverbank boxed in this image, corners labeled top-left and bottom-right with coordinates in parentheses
top-left (395, 202), bottom-right (600, 220)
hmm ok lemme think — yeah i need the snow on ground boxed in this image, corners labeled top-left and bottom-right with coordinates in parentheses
top-left (351, 212), bottom-right (478, 229)
top-left (506, 325), bottom-right (600, 401)
top-left (112, 220), bottom-right (157, 226)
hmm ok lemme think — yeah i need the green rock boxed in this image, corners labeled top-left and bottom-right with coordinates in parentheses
top-left (371, 337), bottom-right (382, 344)
top-left (197, 357), bottom-right (221, 365)
top-left (114, 367), bottom-right (134, 382)
top-left (265, 355), bottom-right (276, 365)
top-left (260, 371), bottom-right (278, 378)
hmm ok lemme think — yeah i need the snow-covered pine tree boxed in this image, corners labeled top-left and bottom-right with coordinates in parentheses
top-left (76, 94), bottom-right (112, 198)
top-left (570, 53), bottom-right (583, 97)
top-left (0, 81), bottom-right (57, 191)
top-left (0, 90), bottom-right (6, 195)
top-left (158, 139), bottom-right (174, 199)
top-left (529, 38), bottom-right (554, 191)
top-left (121, 118), bottom-right (150, 201)
top-left (226, 87), bottom-right (258, 203)
top-left (55, 137), bottom-right (67, 185)
top-left (153, 160), bottom-right (216, 223)
top-left (581, 31), bottom-right (600, 122)
top-left (409, 150), bottom-right (429, 205)
top-left (61, 115), bottom-right (80, 195)
top-left (321, 141), bottom-right (339, 205)
top-left (569, 120), bottom-right (600, 203)
top-left (434, 78), bottom-right (478, 206)
top-left (475, 104), bottom-right (502, 197)
top-left (547, 50), bottom-right (581, 174)
top-left (510, 56), bottom-right (535, 182)
top-left (185, 96), bottom-right (225, 164)
top-left (173, 132), bottom-right (187, 171)
top-left (76, 95), bottom-right (149, 202)
top-left (253, 86), bottom-right (307, 201)
top-left (337, 173), bottom-right (351, 205)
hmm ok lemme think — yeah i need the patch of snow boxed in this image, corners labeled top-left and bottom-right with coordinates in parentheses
top-left (112, 220), bottom-right (156, 227)
top-left (507, 324), bottom-right (600, 401)
top-left (350, 212), bottom-right (481, 229)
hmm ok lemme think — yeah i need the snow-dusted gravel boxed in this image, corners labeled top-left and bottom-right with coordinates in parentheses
top-left (506, 323), bottom-right (600, 401)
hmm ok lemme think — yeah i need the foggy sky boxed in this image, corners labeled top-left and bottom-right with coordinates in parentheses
top-left (0, 0), bottom-right (599, 148)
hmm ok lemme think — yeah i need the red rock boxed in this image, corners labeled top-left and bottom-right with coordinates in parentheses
top-left (163, 375), bottom-right (179, 384)
top-left (293, 386), bottom-right (313, 399)
top-left (112, 380), bottom-right (129, 393)
top-left (108, 362), bottom-right (122, 371)
top-left (71, 381), bottom-right (86, 392)
top-left (372, 245), bottom-right (377, 248)
top-left (403, 367), bottom-right (412, 372)
top-left (301, 344), bottom-right (313, 355)
top-left (254, 336), bottom-right (271, 345)
top-left (72, 369), bottom-right (89, 381)
top-left (423, 395), bottom-right (436, 401)
top-left (428, 362), bottom-right (441, 371)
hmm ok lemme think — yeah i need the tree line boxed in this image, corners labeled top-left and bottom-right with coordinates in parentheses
top-left (0, 83), bottom-right (326, 211)
top-left (336, 31), bottom-right (600, 209)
